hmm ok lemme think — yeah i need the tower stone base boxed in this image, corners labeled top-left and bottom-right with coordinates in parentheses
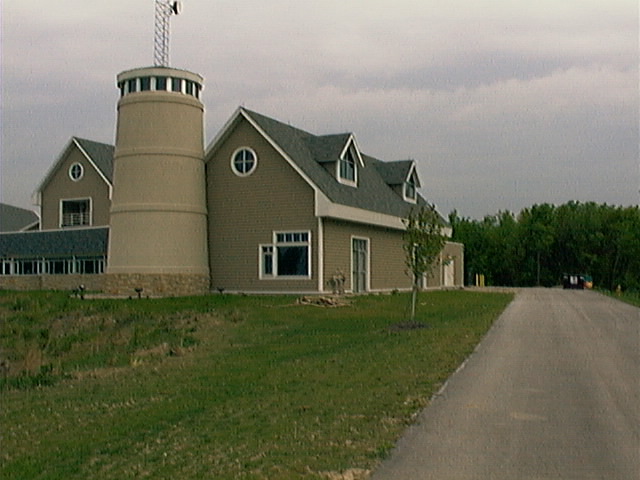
top-left (104, 273), bottom-right (210, 297)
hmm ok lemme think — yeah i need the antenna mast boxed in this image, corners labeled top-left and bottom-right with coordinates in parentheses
top-left (154, 1), bottom-right (183, 67)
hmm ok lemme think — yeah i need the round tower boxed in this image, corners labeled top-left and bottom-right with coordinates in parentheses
top-left (105, 66), bottom-right (210, 296)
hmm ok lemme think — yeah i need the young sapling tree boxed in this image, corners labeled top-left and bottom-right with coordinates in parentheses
top-left (403, 205), bottom-right (446, 322)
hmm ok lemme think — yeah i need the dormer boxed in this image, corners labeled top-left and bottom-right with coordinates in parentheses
top-left (313, 133), bottom-right (365, 188)
top-left (372, 159), bottom-right (421, 204)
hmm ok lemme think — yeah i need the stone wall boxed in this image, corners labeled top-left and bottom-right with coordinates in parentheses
top-left (0, 274), bottom-right (105, 292)
top-left (104, 273), bottom-right (210, 297)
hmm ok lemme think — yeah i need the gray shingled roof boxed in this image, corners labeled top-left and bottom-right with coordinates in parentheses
top-left (74, 137), bottom-right (114, 182)
top-left (242, 108), bottom-right (427, 219)
top-left (371, 159), bottom-right (419, 187)
top-left (0, 227), bottom-right (109, 258)
top-left (309, 133), bottom-right (352, 164)
top-left (0, 203), bottom-right (39, 232)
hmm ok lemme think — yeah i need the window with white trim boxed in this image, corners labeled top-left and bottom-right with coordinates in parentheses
top-left (61, 199), bottom-right (91, 228)
top-left (231, 147), bottom-right (257, 176)
top-left (404, 171), bottom-right (418, 202)
top-left (260, 245), bottom-right (274, 277)
top-left (1, 256), bottom-right (106, 276)
top-left (1, 260), bottom-right (12, 275)
top-left (69, 163), bottom-right (84, 182)
top-left (260, 231), bottom-right (311, 278)
top-left (338, 146), bottom-right (357, 185)
top-left (14, 258), bottom-right (42, 275)
top-left (171, 77), bottom-right (182, 92)
top-left (140, 76), bottom-right (151, 91)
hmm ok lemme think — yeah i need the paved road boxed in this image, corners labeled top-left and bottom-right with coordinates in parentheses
top-left (372, 289), bottom-right (639, 479)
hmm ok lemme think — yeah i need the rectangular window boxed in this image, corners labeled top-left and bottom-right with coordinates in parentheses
top-left (277, 246), bottom-right (308, 276)
top-left (260, 231), bottom-right (311, 279)
top-left (15, 258), bottom-right (41, 275)
top-left (1, 260), bottom-right (12, 275)
top-left (261, 246), bottom-right (274, 277)
top-left (61, 199), bottom-right (91, 227)
top-left (338, 146), bottom-right (358, 186)
top-left (140, 77), bottom-right (151, 91)
top-left (185, 80), bottom-right (194, 96)
top-left (45, 258), bottom-right (70, 275)
top-left (404, 172), bottom-right (417, 202)
top-left (127, 78), bottom-right (137, 94)
top-left (76, 257), bottom-right (105, 274)
top-left (171, 77), bottom-right (182, 92)
top-left (155, 76), bottom-right (167, 91)
top-left (339, 153), bottom-right (355, 181)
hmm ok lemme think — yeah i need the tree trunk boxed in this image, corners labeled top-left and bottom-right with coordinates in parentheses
top-left (410, 282), bottom-right (418, 322)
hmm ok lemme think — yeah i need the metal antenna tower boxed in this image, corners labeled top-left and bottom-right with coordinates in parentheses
top-left (154, 1), bottom-right (183, 67)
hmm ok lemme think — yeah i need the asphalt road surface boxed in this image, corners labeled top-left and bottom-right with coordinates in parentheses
top-left (372, 288), bottom-right (639, 479)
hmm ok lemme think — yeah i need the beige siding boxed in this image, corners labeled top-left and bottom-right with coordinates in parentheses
top-left (206, 117), bottom-right (317, 292)
top-left (322, 219), bottom-right (412, 292)
top-left (324, 220), bottom-right (464, 292)
top-left (40, 146), bottom-right (111, 230)
top-left (425, 241), bottom-right (465, 288)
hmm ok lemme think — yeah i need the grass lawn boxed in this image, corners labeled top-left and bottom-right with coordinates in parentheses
top-left (0, 290), bottom-right (512, 479)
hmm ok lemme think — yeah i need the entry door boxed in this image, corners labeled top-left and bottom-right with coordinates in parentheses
top-left (352, 238), bottom-right (369, 293)
top-left (444, 259), bottom-right (455, 286)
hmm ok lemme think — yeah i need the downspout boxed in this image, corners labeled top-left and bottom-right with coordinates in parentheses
top-left (317, 217), bottom-right (324, 293)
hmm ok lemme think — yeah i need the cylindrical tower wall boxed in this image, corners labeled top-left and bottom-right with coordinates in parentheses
top-left (106, 67), bottom-right (210, 296)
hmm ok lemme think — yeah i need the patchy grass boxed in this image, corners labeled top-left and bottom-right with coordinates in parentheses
top-left (0, 290), bottom-right (512, 479)
top-left (602, 289), bottom-right (640, 308)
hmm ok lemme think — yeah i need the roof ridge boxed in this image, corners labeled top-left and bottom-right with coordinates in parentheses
top-left (73, 136), bottom-right (115, 148)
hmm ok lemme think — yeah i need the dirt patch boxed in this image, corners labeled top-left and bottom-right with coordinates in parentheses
top-left (296, 296), bottom-right (351, 307)
top-left (321, 468), bottom-right (370, 480)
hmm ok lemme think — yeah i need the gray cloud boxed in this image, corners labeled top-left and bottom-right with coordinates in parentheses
top-left (2, 0), bottom-right (638, 219)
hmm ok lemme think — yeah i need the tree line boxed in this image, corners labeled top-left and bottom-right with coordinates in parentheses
top-left (449, 202), bottom-right (640, 291)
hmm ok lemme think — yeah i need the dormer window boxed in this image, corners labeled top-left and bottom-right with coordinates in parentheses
top-left (337, 139), bottom-right (363, 187)
top-left (339, 148), bottom-right (356, 183)
top-left (404, 171), bottom-right (418, 203)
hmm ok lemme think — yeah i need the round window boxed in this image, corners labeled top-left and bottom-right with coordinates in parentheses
top-left (69, 163), bottom-right (84, 181)
top-left (231, 148), bottom-right (257, 176)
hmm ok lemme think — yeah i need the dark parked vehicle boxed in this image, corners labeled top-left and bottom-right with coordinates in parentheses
top-left (563, 274), bottom-right (585, 289)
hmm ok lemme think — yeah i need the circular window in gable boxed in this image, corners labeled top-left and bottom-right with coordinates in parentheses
top-left (231, 147), bottom-right (257, 176)
top-left (69, 162), bottom-right (84, 181)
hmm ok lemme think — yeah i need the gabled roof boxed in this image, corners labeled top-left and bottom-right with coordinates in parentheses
top-left (33, 137), bottom-right (114, 204)
top-left (208, 108), bottom-right (427, 222)
top-left (0, 203), bottom-right (39, 232)
top-left (74, 137), bottom-right (114, 182)
top-left (0, 227), bottom-right (109, 258)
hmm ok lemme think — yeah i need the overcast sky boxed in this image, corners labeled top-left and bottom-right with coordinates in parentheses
top-left (2, 0), bottom-right (638, 219)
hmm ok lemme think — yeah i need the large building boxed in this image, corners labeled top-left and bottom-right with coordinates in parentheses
top-left (0, 15), bottom-right (463, 296)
